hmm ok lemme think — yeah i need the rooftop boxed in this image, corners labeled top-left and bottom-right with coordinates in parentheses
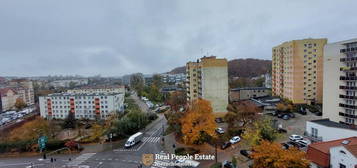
top-left (44, 92), bottom-right (123, 97)
top-left (309, 137), bottom-right (357, 154)
top-left (309, 119), bottom-right (357, 130)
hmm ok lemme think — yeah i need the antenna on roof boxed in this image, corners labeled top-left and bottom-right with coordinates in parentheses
top-left (342, 140), bottom-right (350, 145)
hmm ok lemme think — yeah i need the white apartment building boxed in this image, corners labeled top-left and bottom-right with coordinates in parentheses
top-left (39, 92), bottom-right (124, 120)
top-left (323, 38), bottom-right (357, 126)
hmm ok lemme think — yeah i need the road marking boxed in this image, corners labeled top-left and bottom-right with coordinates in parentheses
top-left (142, 136), bottom-right (161, 143)
top-left (64, 153), bottom-right (96, 167)
top-left (136, 127), bottom-right (161, 151)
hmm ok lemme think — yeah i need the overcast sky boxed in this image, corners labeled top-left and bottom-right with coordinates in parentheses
top-left (1, 0), bottom-right (357, 77)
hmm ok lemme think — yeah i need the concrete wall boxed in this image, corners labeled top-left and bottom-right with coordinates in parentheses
top-left (330, 146), bottom-right (357, 168)
top-left (201, 66), bottom-right (228, 115)
top-left (306, 121), bottom-right (357, 141)
top-left (323, 42), bottom-right (345, 123)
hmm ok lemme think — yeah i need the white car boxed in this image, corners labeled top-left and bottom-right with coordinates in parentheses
top-left (216, 128), bottom-right (225, 134)
top-left (230, 136), bottom-right (241, 144)
top-left (289, 134), bottom-right (303, 141)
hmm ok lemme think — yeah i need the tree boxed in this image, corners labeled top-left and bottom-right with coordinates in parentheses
top-left (242, 117), bottom-right (280, 146)
top-left (180, 99), bottom-right (217, 144)
top-left (276, 103), bottom-right (293, 112)
top-left (15, 98), bottom-right (27, 110)
top-left (251, 141), bottom-right (310, 168)
top-left (225, 101), bottom-right (261, 128)
top-left (130, 74), bottom-right (144, 96)
top-left (63, 112), bottom-right (76, 129)
top-left (152, 74), bottom-right (163, 88)
top-left (166, 91), bottom-right (186, 112)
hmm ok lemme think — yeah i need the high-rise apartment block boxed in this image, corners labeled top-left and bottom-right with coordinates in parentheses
top-left (323, 38), bottom-right (357, 126)
top-left (186, 56), bottom-right (228, 116)
top-left (272, 38), bottom-right (327, 104)
top-left (8, 79), bottom-right (35, 106)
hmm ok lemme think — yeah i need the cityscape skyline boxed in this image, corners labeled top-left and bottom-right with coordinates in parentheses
top-left (1, 0), bottom-right (357, 76)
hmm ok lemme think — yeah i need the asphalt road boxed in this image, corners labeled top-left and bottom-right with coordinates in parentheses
top-left (0, 95), bottom-right (168, 168)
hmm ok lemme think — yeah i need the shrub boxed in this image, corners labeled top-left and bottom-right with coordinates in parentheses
top-left (210, 162), bottom-right (222, 168)
top-left (174, 147), bottom-right (200, 155)
top-left (147, 112), bottom-right (158, 121)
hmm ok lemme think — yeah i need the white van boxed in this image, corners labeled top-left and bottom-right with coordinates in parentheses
top-left (124, 132), bottom-right (144, 148)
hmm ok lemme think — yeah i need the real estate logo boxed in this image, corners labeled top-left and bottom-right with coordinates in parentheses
top-left (142, 154), bottom-right (154, 166)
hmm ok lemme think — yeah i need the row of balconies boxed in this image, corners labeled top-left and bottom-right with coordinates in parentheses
top-left (340, 57), bottom-right (357, 62)
top-left (339, 103), bottom-right (357, 109)
top-left (339, 112), bottom-right (357, 119)
top-left (340, 85), bottom-right (357, 90)
top-left (340, 76), bottom-right (357, 80)
top-left (340, 67), bottom-right (357, 71)
top-left (340, 47), bottom-right (357, 53)
top-left (339, 94), bottom-right (357, 99)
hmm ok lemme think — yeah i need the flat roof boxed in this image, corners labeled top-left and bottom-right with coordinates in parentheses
top-left (231, 87), bottom-right (269, 91)
top-left (309, 119), bottom-right (357, 130)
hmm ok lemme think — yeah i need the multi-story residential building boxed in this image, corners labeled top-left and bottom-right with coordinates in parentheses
top-left (0, 88), bottom-right (19, 111)
top-left (8, 79), bottom-right (35, 106)
top-left (323, 38), bottom-right (357, 126)
top-left (272, 38), bottom-right (327, 104)
top-left (67, 85), bottom-right (125, 94)
top-left (264, 73), bottom-right (272, 88)
top-left (186, 56), bottom-right (228, 116)
top-left (39, 92), bottom-right (124, 120)
top-left (229, 87), bottom-right (269, 102)
top-left (161, 73), bottom-right (186, 85)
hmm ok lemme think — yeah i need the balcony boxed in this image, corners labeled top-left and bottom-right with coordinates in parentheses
top-left (339, 112), bottom-right (357, 119)
top-left (340, 76), bottom-right (357, 80)
top-left (340, 86), bottom-right (357, 90)
top-left (341, 57), bottom-right (357, 62)
top-left (340, 47), bottom-right (357, 53)
top-left (340, 67), bottom-right (357, 71)
top-left (339, 103), bottom-right (357, 109)
top-left (339, 94), bottom-right (357, 99)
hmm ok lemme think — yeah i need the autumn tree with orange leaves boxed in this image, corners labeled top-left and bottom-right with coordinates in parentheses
top-left (180, 99), bottom-right (217, 144)
top-left (251, 140), bottom-right (310, 168)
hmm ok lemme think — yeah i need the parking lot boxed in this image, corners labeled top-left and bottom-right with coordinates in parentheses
top-left (0, 107), bottom-right (37, 128)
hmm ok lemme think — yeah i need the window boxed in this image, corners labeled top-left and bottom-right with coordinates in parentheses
top-left (311, 127), bottom-right (318, 138)
top-left (339, 163), bottom-right (346, 168)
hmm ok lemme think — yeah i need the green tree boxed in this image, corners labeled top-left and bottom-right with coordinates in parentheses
top-left (130, 74), bottom-right (145, 96)
top-left (242, 117), bottom-right (280, 146)
top-left (63, 112), bottom-right (77, 129)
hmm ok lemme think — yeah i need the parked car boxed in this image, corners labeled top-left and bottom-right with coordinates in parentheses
top-left (215, 118), bottom-right (224, 123)
top-left (289, 134), bottom-right (303, 141)
top-left (281, 142), bottom-right (294, 149)
top-left (277, 113), bottom-right (285, 118)
top-left (229, 136), bottom-right (241, 144)
top-left (216, 128), bottom-right (225, 134)
top-left (288, 113), bottom-right (295, 118)
top-left (296, 139), bottom-right (310, 147)
top-left (223, 160), bottom-right (234, 168)
top-left (240, 149), bottom-right (252, 159)
top-left (282, 114), bottom-right (290, 120)
top-left (315, 112), bottom-right (322, 116)
top-left (288, 141), bottom-right (305, 148)
top-left (221, 142), bottom-right (231, 150)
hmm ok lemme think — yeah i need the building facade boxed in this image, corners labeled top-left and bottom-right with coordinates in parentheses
top-left (39, 92), bottom-right (124, 120)
top-left (67, 85), bottom-right (125, 94)
top-left (186, 56), bottom-right (228, 116)
top-left (264, 73), bottom-right (272, 88)
top-left (161, 73), bottom-right (186, 85)
top-left (0, 88), bottom-right (19, 111)
top-left (323, 38), bottom-right (357, 126)
top-left (272, 38), bottom-right (327, 104)
top-left (8, 79), bottom-right (35, 106)
top-left (229, 87), bottom-right (269, 102)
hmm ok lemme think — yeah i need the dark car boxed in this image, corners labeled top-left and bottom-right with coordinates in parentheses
top-left (215, 117), bottom-right (224, 123)
top-left (288, 113), bottom-right (295, 118)
top-left (240, 149), bottom-right (252, 159)
top-left (281, 142), bottom-right (294, 149)
top-left (315, 112), bottom-right (322, 116)
top-left (277, 113), bottom-right (285, 118)
top-left (223, 160), bottom-right (234, 168)
top-left (221, 142), bottom-right (231, 150)
top-left (288, 141), bottom-right (304, 148)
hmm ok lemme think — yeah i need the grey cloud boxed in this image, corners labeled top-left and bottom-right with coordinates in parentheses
top-left (0, 0), bottom-right (357, 76)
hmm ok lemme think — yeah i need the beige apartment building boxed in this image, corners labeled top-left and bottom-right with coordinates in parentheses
top-left (0, 88), bottom-right (19, 111)
top-left (8, 79), bottom-right (35, 106)
top-left (272, 38), bottom-right (327, 104)
top-left (186, 56), bottom-right (228, 117)
top-left (323, 38), bottom-right (357, 126)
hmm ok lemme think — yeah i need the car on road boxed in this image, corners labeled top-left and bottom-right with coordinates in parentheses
top-left (215, 128), bottom-right (225, 134)
top-left (289, 134), bottom-right (303, 141)
top-left (229, 136), bottom-right (241, 144)
top-left (215, 118), bottom-right (224, 123)
top-left (124, 132), bottom-right (143, 148)
top-left (221, 142), bottom-right (231, 150)
top-left (240, 149), bottom-right (252, 159)
top-left (223, 160), bottom-right (235, 168)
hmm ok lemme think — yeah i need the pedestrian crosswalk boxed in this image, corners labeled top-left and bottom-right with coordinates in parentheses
top-left (64, 153), bottom-right (96, 167)
top-left (113, 136), bottom-right (161, 152)
top-left (143, 136), bottom-right (161, 143)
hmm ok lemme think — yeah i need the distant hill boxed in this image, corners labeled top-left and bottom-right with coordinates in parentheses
top-left (168, 58), bottom-right (271, 77)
